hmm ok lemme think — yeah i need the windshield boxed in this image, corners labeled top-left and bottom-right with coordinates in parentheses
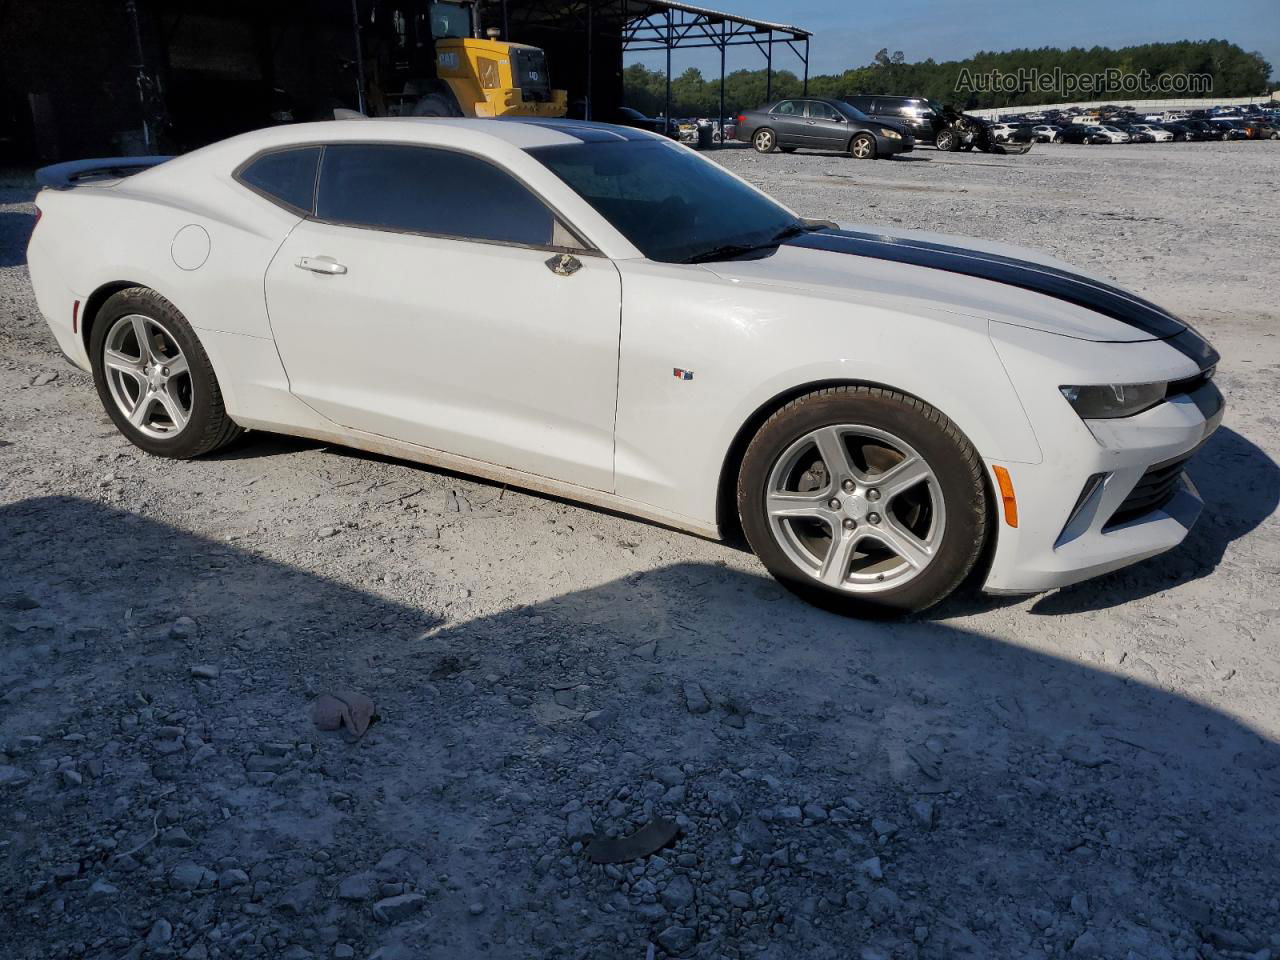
top-left (427, 1), bottom-right (471, 38)
top-left (529, 139), bottom-right (800, 263)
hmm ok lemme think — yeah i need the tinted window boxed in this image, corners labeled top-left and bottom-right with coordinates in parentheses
top-left (238, 147), bottom-right (320, 212)
top-left (844, 96), bottom-right (873, 112)
top-left (772, 100), bottom-right (802, 115)
top-left (530, 139), bottom-right (797, 264)
top-left (316, 143), bottom-right (554, 247)
top-left (807, 102), bottom-right (840, 121)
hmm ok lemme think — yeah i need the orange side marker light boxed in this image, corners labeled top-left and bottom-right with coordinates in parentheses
top-left (992, 465), bottom-right (1018, 528)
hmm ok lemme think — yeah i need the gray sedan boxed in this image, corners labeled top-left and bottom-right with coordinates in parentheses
top-left (735, 98), bottom-right (914, 159)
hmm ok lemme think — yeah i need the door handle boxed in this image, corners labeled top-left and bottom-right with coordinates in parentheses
top-left (296, 256), bottom-right (347, 275)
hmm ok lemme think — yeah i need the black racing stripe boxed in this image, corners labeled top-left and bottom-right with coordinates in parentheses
top-left (787, 229), bottom-right (1219, 368)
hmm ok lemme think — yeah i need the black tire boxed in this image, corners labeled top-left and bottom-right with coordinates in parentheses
top-left (849, 133), bottom-right (877, 160)
top-left (90, 288), bottom-right (242, 459)
top-left (737, 386), bottom-right (988, 616)
top-left (752, 128), bottom-right (777, 153)
top-left (935, 129), bottom-right (959, 152)
top-left (411, 92), bottom-right (463, 118)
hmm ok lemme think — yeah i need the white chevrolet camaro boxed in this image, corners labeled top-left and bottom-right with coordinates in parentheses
top-left (27, 118), bottom-right (1223, 614)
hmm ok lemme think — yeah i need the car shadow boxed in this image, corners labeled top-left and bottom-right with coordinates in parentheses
top-left (209, 420), bottom-right (1273, 623)
top-left (1030, 425), bottom-right (1278, 614)
top-left (204, 431), bottom-right (329, 462)
top-left (1, 495), bottom-right (1276, 959)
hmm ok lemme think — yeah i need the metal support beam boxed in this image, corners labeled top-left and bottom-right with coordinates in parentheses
top-left (803, 37), bottom-right (810, 94)
top-left (664, 7), bottom-right (672, 127)
top-left (586, 0), bottom-right (593, 119)
top-left (765, 31), bottom-right (772, 102)
top-left (124, 0), bottom-right (154, 151)
top-left (349, 0), bottom-right (367, 114)
top-left (719, 18), bottom-right (726, 128)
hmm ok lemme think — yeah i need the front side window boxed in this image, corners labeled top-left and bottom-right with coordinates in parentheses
top-left (315, 143), bottom-right (554, 247)
top-left (807, 102), bottom-right (840, 121)
top-left (529, 139), bottom-right (798, 264)
top-left (237, 146), bottom-right (320, 213)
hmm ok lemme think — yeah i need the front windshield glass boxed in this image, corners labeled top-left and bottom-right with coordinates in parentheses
top-left (428, 1), bottom-right (471, 38)
top-left (529, 139), bottom-right (800, 263)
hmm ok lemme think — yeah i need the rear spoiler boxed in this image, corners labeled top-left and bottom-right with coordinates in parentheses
top-left (35, 156), bottom-right (173, 190)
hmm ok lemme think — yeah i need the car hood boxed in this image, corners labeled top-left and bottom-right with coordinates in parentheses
top-left (701, 222), bottom-right (1186, 343)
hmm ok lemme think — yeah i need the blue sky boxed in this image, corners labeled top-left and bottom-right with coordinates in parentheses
top-left (626, 0), bottom-right (1279, 83)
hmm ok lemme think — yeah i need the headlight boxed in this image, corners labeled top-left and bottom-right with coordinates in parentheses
top-left (880, 128), bottom-right (902, 139)
top-left (1059, 382), bottom-right (1166, 419)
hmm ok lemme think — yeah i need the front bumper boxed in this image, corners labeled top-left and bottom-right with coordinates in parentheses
top-left (877, 134), bottom-right (914, 155)
top-left (982, 323), bottom-right (1223, 594)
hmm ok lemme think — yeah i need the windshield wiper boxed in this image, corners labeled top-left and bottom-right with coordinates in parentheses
top-left (682, 242), bottom-right (766, 264)
top-left (681, 222), bottom-right (814, 264)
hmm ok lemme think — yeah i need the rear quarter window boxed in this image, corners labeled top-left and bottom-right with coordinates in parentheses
top-left (236, 147), bottom-right (321, 213)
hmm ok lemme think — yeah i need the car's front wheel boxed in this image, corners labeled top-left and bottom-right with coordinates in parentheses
top-left (935, 129), bottom-right (959, 151)
top-left (752, 128), bottom-right (777, 153)
top-left (738, 386), bottom-right (988, 615)
top-left (90, 288), bottom-right (242, 459)
top-left (849, 134), bottom-right (877, 159)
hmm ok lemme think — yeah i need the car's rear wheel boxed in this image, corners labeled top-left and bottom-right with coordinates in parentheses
top-left (90, 288), bottom-right (242, 459)
top-left (738, 386), bottom-right (988, 615)
top-left (752, 128), bottom-right (777, 153)
top-left (850, 134), bottom-right (876, 160)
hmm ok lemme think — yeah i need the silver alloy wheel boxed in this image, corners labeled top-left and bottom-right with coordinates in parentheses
top-left (764, 424), bottom-right (946, 593)
top-left (102, 313), bottom-right (194, 439)
top-left (851, 136), bottom-right (874, 159)
top-left (754, 129), bottom-right (774, 151)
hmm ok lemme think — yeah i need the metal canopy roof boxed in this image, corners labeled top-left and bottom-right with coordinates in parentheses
top-left (495, 0), bottom-right (812, 121)
top-left (624, 0), bottom-right (812, 41)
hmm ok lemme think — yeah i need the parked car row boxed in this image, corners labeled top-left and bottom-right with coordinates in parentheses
top-left (1009, 117), bottom-right (1278, 144)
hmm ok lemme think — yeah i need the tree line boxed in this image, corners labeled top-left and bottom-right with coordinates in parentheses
top-left (622, 40), bottom-right (1275, 118)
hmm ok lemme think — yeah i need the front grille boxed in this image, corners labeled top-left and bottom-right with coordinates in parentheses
top-left (1104, 453), bottom-right (1193, 529)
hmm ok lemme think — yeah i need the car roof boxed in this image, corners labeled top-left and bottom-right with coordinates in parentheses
top-left (189, 117), bottom-right (665, 165)
top-left (126, 117), bottom-right (673, 189)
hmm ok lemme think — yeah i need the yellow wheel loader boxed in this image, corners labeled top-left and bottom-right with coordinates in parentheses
top-left (353, 1), bottom-right (567, 119)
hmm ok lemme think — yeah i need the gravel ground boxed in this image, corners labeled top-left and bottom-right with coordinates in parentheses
top-left (1, 141), bottom-right (1278, 960)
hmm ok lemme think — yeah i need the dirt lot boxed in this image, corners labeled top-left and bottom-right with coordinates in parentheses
top-left (1, 141), bottom-right (1278, 960)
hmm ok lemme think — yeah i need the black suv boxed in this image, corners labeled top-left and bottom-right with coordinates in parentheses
top-left (840, 95), bottom-right (947, 143)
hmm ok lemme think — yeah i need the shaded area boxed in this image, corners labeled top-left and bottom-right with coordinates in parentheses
top-left (0, 210), bottom-right (35, 269)
top-left (1, 495), bottom-right (1277, 959)
top-left (1032, 426), bottom-right (1279, 614)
